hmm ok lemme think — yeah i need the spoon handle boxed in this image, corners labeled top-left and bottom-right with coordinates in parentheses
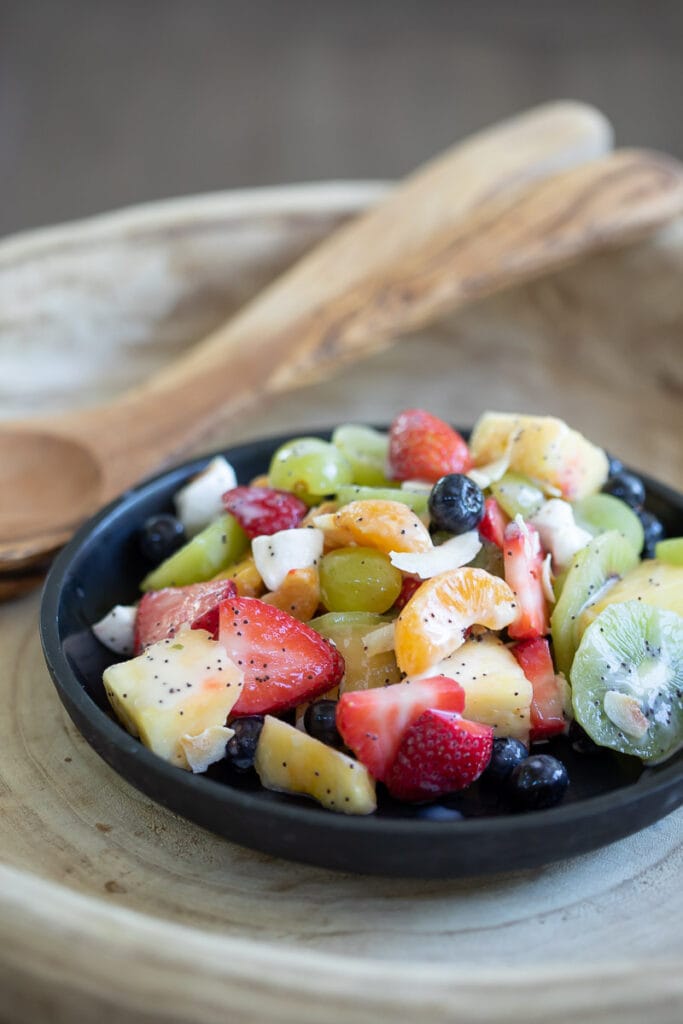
top-left (63, 101), bottom-right (619, 495)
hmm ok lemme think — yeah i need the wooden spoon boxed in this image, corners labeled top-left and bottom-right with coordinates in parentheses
top-left (2, 110), bottom-right (681, 579)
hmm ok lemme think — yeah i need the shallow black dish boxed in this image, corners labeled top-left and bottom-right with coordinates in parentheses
top-left (40, 429), bottom-right (683, 878)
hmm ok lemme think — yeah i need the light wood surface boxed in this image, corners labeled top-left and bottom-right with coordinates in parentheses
top-left (0, 181), bottom-right (681, 1023)
top-left (0, 101), bottom-right (619, 570)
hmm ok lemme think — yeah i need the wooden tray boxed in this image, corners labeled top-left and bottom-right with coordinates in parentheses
top-left (0, 184), bottom-right (681, 1024)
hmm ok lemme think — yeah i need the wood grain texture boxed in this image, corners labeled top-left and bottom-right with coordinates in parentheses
top-left (0, 182), bottom-right (681, 1023)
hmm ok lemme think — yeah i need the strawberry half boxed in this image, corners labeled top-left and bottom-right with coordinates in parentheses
top-left (222, 486), bottom-right (307, 539)
top-left (134, 579), bottom-right (237, 654)
top-left (479, 496), bottom-right (509, 549)
top-left (503, 519), bottom-right (549, 640)
top-left (386, 710), bottom-right (493, 802)
top-left (220, 597), bottom-right (344, 716)
top-left (336, 676), bottom-right (465, 782)
top-left (388, 409), bottom-right (471, 483)
top-left (511, 637), bottom-right (567, 741)
top-left (393, 575), bottom-right (423, 611)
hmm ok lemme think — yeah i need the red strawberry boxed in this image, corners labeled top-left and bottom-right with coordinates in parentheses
top-left (134, 579), bottom-right (237, 653)
top-left (336, 676), bottom-right (465, 782)
top-left (503, 519), bottom-right (549, 640)
top-left (386, 710), bottom-right (493, 801)
top-left (511, 637), bottom-right (567, 741)
top-left (388, 409), bottom-right (471, 483)
top-left (222, 486), bottom-right (307, 539)
top-left (220, 597), bottom-right (344, 716)
top-left (393, 575), bottom-right (423, 611)
top-left (479, 496), bottom-right (509, 549)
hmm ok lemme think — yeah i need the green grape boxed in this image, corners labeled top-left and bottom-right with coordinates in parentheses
top-left (467, 539), bottom-right (505, 578)
top-left (573, 493), bottom-right (644, 555)
top-left (310, 612), bottom-right (401, 692)
top-left (332, 424), bottom-right (391, 487)
top-left (490, 472), bottom-right (545, 519)
top-left (141, 514), bottom-right (249, 590)
top-left (655, 538), bottom-right (683, 566)
top-left (335, 484), bottom-right (428, 518)
top-left (268, 437), bottom-right (353, 505)
top-left (319, 547), bottom-right (403, 614)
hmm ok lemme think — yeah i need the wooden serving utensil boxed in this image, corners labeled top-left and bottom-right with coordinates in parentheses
top-left (1, 105), bottom-right (682, 583)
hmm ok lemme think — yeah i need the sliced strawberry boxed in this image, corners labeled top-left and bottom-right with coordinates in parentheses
top-left (134, 579), bottom-right (237, 653)
top-left (222, 486), bottom-right (307, 539)
top-left (386, 710), bottom-right (493, 802)
top-left (388, 409), bottom-right (471, 483)
top-left (479, 496), bottom-right (509, 549)
top-left (511, 637), bottom-right (567, 741)
top-left (503, 519), bottom-right (549, 640)
top-left (393, 575), bottom-right (423, 611)
top-left (336, 676), bottom-right (465, 782)
top-left (220, 597), bottom-right (344, 716)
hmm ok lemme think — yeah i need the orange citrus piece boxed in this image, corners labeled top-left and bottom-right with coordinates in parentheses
top-left (262, 566), bottom-right (321, 622)
top-left (314, 500), bottom-right (431, 555)
top-left (394, 567), bottom-right (517, 676)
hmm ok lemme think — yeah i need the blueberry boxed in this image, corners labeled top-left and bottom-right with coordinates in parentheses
top-left (429, 474), bottom-right (485, 534)
top-left (602, 471), bottom-right (645, 510)
top-left (139, 514), bottom-right (186, 563)
top-left (606, 454), bottom-right (625, 477)
top-left (638, 509), bottom-right (665, 558)
top-left (508, 754), bottom-right (569, 811)
top-left (225, 716), bottom-right (264, 771)
top-left (303, 699), bottom-right (343, 748)
top-left (482, 737), bottom-right (528, 785)
top-left (415, 804), bottom-right (464, 822)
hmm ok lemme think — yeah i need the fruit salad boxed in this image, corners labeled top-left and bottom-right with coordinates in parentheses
top-left (93, 409), bottom-right (683, 817)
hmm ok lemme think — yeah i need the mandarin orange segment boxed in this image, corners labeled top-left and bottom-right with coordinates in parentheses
top-left (212, 555), bottom-right (265, 598)
top-left (314, 500), bottom-right (432, 555)
top-left (262, 566), bottom-right (321, 621)
top-left (394, 567), bottom-right (517, 676)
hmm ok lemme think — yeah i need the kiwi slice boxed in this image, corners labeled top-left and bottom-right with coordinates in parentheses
top-left (550, 530), bottom-right (640, 677)
top-left (571, 601), bottom-right (683, 763)
top-left (656, 538), bottom-right (683, 566)
top-left (141, 513), bottom-right (249, 590)
top-left (309, 611), bottom-right (401, 693)
top-left (335, 484), bottom-right (428, 518)
top-left (573, 493), bottom-right (644, 555)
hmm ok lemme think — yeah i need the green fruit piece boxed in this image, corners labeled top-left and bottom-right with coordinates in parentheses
top-left (335, 484), bottom-right (428, 518)
top-left (550, 530), bottom-right (640, 677)
top-left (573, 493), bottom-right (644, 554)
top-left (310, 611), bottom-right (401, 693)
top-left (269, 437), bottom-right (353, 505)
top-left (490, 472), bottom-right (545, 519)
top-left (332, 424), bottom-right (391, 487)
top-left (141, 513), bottom-right (249, 590)
top-left (319, 546), bottom-right (403, 614)
top-left (656, 538), bottom-right (683, 566)
top-left (467, 539), bottom-right (505, 578)
top-left (571, 601), bottom-right (683, 763)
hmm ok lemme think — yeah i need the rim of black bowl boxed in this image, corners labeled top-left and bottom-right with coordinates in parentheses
top-left (40, 427), bottom-right (683, 878)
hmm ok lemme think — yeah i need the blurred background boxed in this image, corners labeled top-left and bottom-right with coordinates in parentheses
top-left (2, 0), bottom-right (683, 237)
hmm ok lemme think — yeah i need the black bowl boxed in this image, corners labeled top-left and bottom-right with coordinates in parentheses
top-left (40, 429), bottom-right (683, 877)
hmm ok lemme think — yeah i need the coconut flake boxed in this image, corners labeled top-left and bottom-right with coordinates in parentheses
top-left (389, 531), bottom-right (481, 579)
top-left (530, 499), bottom-right (593, 571)
top-left (180, 725), bottom-right (234, 773)
top-left (603, 690), bottom-right (650, 739)
top-left (400, 480), bottom-right (433, 493)
top-left (174, 456), bottom-right (237, 537)
top-left (541, 552), bottom-right (556, 604)
top-left (92, 604), bottom-right (137, 656)
top-left (467, 448), bottom-right (512, 490)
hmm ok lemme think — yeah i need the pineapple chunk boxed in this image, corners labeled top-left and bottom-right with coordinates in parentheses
top-left (255, 716), bottom-right (376, 814)
top-left (469, 412), bottom-right (609, 501)
top-left (103, 629), bottom-right (243, 771)
top-left (213, 554), bottom-right (265, 598)
top-left (426, 633), bottom-right (533, 742)
top-left (579, 560), bottom-right (683, 633)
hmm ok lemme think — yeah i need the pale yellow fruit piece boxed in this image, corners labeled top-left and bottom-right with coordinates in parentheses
top-left (262, 566), bottom-right (321, 621)
top-left (213, 554), bottom-right (265, 598)
top-left (579, 560), bottom-right (683, 633)
top-left (103, 629), bottom-right (243, 771)
top-left (427, 633), bottom-right (533, 743)
top-left (469, 412), bottom-right (609, 501)
top-left (255, 716), bottom-right (376, 815)
top-left (314, 499), bottom-right (432, 555)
